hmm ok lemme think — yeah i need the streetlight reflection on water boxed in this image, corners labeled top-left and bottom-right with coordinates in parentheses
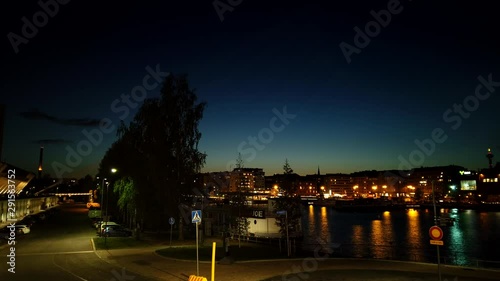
top-left (302, 206), bottom-right (495, 265)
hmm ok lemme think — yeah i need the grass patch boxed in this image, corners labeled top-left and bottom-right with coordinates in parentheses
top-left (156, 243), bottom-right (290, 261)
top-left (93, 237), bottom-right (154, 250)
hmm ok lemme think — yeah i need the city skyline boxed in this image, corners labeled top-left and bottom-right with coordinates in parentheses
top-left (1, 1), bottom-right (499, 178)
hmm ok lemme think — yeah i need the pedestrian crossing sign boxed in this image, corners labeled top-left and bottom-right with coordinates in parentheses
top-left (192, 210), bottom-right (202, 223)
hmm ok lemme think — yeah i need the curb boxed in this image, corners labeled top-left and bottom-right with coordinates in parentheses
top-left (329, 257), bottom-right (500, 273)
top-left (153, 248), bottom-right (306, 264)
top-left (90, 238), bottom-right (101, 259)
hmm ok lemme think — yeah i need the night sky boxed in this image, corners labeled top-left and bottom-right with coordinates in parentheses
top-left (1, 0), bottom-right (499, 178)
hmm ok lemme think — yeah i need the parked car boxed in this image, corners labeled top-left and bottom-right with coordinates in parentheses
top-left (14, 224), bottom-right (30, 234)
top-left (102, 225), bottom-right (132, 237)
top-left (96, 221), bottom-right (119, 235)
top-left (94, 220), bottom-right (114, 229)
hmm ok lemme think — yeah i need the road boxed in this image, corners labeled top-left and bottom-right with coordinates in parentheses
top-left (0, 203), bottom-right (158, 281)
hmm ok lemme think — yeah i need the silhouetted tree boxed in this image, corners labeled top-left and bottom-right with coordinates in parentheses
top-left (236, 153), bottom-right (244, 169)
top-left (77, 174), bottom-right (94, 193)
top-left (273, 159), bottom-right (302, 255)
top-left (99, 74), bottom-right (206, 235)
top-left (113, 177), bottom-right (137, 229)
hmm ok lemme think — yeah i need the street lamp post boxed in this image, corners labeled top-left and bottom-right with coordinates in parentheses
top-left (103, 168), bottom-right (117, 246)
top-left (277, 210), bottom-right (290, 257)
top-left (98, 177), bottom-right (107, 219)
top-left (432, 180), bottom-right (442, 281)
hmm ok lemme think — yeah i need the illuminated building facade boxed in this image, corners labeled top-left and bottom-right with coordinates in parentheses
top-left (229, 168), bottom-right (265, 193)
top-left (477, 148), bottom-right (500, 201)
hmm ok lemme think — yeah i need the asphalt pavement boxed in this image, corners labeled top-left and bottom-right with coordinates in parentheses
top-left (95, 245), bottom-right (500, 281)
top-left (0, 203), bottom-right (157, 281)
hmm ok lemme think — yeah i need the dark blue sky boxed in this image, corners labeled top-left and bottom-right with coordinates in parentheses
top-left (1, 0), bottom-right (499, 178)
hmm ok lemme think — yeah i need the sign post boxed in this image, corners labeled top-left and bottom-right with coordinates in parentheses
top-left (431, 181), bottom-right (442, 281)
top-left (192, 210), bottom-right (202, 275)
top-left (169, 217), bottom-right (175, 247)
top-left (277, 210), bottom-right (290, 257)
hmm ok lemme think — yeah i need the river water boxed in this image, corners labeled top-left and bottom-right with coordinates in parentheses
top-left (301, 205), bottom-right (500, 268)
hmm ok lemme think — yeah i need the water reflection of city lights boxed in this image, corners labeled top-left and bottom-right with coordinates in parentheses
top-left (371, 220), bottom-right (384, 251)
top-left (308, 205), bottom-right (315, 221)
top-left (321, 206), bottom-right (327, 218)
top-left (320, 207), bottom-right (329, 240)
top-left (408, 209), bottom-right (419, 217)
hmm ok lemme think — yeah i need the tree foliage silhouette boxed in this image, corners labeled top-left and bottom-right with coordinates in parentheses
top-left (99, 74), bottom-right (206, 232)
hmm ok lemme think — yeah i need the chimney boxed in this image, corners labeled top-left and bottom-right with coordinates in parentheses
top-left (0, 104), bottom-right (4, 162)
top-left (38, 146), bottom-right (44, 178)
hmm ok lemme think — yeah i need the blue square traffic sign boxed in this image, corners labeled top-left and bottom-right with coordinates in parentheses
top-left (191, 210), bottom-right (202, 223)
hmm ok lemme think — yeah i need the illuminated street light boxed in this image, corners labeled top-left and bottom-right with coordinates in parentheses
top-left (103, 168), bottom-right (117, 246)
top-left (98, 177), bottom-right (107, 214)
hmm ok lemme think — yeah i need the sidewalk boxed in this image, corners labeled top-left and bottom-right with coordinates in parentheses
top-left (93, 240), bottom-right (500, 281)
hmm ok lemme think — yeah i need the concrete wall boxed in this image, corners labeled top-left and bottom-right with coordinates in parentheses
top-left (0, 196), bottom-right (58, 223)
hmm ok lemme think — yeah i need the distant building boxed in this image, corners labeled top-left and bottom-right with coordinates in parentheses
top-left (296, 174), bottom-right (321, 197)
top-left (405, 165), bottom-right (465, 196)
top-left (202, 171), bottom-right (231, 194)
top-left (199, 152), bottom-right (500, 203)
top-left (324, 173), bottom-right (352, 198)
top-left (229, 168), bottom-right (265, 193)
top-left (477, 148), bottom-right (500, 200)
top-left (0, 162), bottom-right (35, 195)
